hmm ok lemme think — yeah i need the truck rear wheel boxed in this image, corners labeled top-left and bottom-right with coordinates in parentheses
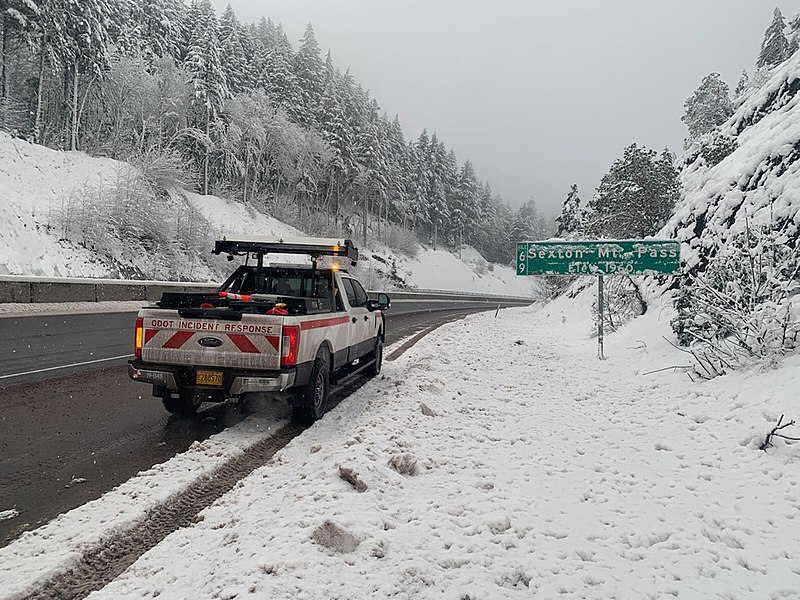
top-left (162, 391), bottom-right (201, 416)
top-left (291, 352), bottom-right (330, 424)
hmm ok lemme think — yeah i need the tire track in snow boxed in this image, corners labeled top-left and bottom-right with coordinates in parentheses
top-left (22, 371), bottom-right (379, 600)
top-left (23, 422), bottom-right (307, 600)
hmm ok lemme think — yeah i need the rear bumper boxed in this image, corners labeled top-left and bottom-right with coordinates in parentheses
top-left (128, 360), bottom-right (296, 395)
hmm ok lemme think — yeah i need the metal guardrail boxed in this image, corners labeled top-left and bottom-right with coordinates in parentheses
top-left (0, 275), bottom-right (534, 305)
top-left (0, 275), bottom-right (215, 304)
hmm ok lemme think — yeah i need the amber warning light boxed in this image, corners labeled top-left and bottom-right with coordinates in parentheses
top-left (134, 317), bottom-right (143, 357)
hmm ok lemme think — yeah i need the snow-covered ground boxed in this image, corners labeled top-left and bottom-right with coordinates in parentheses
top-left (0, 132), bottom-right (126, 278)
top-left (0, 132), bottom-right (530, 297)
top-left (3, 283), bottom-right (798, 599)
top-left (390, 244), bottom-right (534, 297)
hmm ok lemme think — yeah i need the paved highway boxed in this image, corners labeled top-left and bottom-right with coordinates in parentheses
top-left (0, 299), bottom-right (509, 385)
top-left (0, 301), bottom-right (522, 545)
top-left (0, 312), bottom-right (135, 384)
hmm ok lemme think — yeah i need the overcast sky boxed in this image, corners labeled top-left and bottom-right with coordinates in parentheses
top-left (212, 0), bottom-right (794, 215)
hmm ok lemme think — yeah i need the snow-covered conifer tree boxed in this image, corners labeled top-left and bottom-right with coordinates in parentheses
top-left (385, 114), bottom-right (410, 227)
top-left (425, 133), bottom-right (452, 249)
top-left (734, 69), bottom-right (750, 103)
top-left (61, 0), bottom-right (112, 150)
top-left (510, 198), bottom-right (549, 243)
top-left (218, 4), bottom-right (246, 94)
top-left (789, 10), bottom-right (800, 54)
top-left (183, 0), bottom-right (229, 193)
top-left (586, 144), bottom-right (678, 239)
top-left (257, 22), bottom-right (299, 119)
top-left (0, 0), bottom-right (40, 127)
top-left (119, 0), bottom-right (184, 60)
top-left (555, 184), bottom-right (582, 238)
top-left (293, 22), bottom-right (324, 127)
top-left (682, 73), bottom-right (732, 140)
top-left (757, 8), bottom-right (790, 69)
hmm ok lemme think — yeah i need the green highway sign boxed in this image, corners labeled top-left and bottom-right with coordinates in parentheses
top-left (516, 240), bottom-right (680, 276)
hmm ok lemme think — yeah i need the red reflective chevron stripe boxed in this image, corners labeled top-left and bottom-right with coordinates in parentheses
top-left (265, 335), bottom-right (280, 352)
top-left (144, 329), bottom-right (160, 345)
top-left (163, 331), bottom-right (194, 349)
top-left (228, 334), bottom-right (261, 353)
top-left (300, 316), bottom-right (350, 331)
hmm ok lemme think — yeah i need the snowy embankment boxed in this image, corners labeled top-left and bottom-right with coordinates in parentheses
top-left (3, 287), bottom-right (793, 599)
top-left (81, 291), bottom-right (800, 598)
top-left (390, 244), bottom-right (533, 297)
top-left (0, 132), bottom-right (530, 297)
top-left (0, 133), bottom-right (125, 278)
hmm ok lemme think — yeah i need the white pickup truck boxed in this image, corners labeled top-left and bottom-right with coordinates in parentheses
top-left (128, 237), bottom-right (390, 422)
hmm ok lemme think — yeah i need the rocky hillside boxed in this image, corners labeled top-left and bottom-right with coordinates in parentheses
top-left (665, 53), bottom-right (800, 271)
top-left (663, 54), bottom-right (800, 364)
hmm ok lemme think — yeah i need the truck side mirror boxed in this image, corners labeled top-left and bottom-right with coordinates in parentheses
top-left (377, 292), bottom-right (391, 310)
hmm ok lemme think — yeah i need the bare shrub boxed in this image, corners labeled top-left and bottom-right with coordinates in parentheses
top-left (672, 223), bottom-right (800, 375)
top-left (383, 224), bottom-right (419, 258)
top-left (533, 275), bottom-right (576, 302)
top-left (49, 166), bottom-right (214, 280)
top-left (131, 147), bottom-right (196, 192)
top-left (592, 275), bottom-right (646, 335)
top-left (172, 195), bottom-right (213, 280)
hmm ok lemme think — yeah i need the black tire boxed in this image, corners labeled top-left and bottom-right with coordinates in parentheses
top-left (238, 392), bottom-right (252, 413)
top-left (367, 335), bottom-right (383, 377)
top-left (162, 391), bottom-right (201, 416)
top-left (291, 351), bottom-right (330, 424)
top-left (161, 396), bottom-right (182, 414)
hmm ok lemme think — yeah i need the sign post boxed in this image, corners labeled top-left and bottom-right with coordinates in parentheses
top-left (516, 240), bottom-right (680, 360)
top-left (597, 274), bottom-right (604, 360)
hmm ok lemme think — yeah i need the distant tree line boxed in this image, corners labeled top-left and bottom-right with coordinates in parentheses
top-left (0, 0), bottom-right (539, 263)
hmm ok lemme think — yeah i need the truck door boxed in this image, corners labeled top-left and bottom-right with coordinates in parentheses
top-left (340, 277), bottom-right (370, 362)
top-left (350, 278), bottom-right (378, 357)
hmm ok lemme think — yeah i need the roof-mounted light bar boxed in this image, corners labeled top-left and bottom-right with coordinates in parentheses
top-left (213, 236), bottom-right (358, 264)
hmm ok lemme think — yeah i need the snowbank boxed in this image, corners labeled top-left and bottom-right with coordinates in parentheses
top-left (0, 132), bottom-right (125, 277)
top-left (358, 244), bottom-right (534, 297)
top-left (75, 289), bottom-right (800, 599)
top-left (397, 245), bottom-right (533, 296)
top-left (185, 191), bottom-right (302, 241)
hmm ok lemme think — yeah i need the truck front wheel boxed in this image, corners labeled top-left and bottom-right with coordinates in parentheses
top-left (291, 352), bottom-right (330, 424)
top-left (367, 335), bottom-right (383, 377)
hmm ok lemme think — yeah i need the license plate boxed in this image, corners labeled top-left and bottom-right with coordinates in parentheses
top-left (196, 370), bottom-right (223, 387)
top-left (143, 370), bottom-right (166, 383)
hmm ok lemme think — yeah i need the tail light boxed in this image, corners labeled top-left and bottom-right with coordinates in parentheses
top-left (281, 325), bottom-right (300, 368)
top-left (134, 317), bottom-right (143, 358)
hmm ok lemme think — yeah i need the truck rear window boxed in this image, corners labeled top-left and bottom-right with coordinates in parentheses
top-left (224, 268), bottom-right (334, 310)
